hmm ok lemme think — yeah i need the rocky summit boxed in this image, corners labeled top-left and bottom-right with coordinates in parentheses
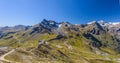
top-left (0, 19), bottom-right (120, 63)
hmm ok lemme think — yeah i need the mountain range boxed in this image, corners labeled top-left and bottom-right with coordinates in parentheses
top-left (0, 19), bottom-right (120, 63)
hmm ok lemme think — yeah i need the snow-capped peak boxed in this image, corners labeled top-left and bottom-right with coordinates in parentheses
top-left (87, 20), bottom-right (120, 26)
top-left (108, 22), bottom-right (120, 25)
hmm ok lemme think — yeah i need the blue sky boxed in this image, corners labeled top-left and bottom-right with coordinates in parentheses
top-left (0, 0), bottom-right (119, 26)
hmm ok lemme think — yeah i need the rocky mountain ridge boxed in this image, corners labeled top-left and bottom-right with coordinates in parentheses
top-left (0, 19), bottom-right (120, 63)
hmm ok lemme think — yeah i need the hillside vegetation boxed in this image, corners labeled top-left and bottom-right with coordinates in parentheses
top-left (0, 19), bottom-right (120, 63)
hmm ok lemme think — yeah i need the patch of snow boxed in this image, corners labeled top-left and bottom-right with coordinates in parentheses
top-left (109, 22), bottom-right (120, 25)
top-left (58, 24), bottom-right (62, 28)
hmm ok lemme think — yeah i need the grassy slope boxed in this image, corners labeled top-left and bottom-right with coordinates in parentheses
top-left (0, 29), bottom-right (120, 63)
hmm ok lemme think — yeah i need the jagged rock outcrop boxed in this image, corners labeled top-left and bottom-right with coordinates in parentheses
top-left (29, 19), bottom-right (59, 35)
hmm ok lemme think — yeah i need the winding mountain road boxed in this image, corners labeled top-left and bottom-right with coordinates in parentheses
top-left (0, 35), bottom-right (22, 63)
top-left (0, 49), bottom-right (15, 63)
